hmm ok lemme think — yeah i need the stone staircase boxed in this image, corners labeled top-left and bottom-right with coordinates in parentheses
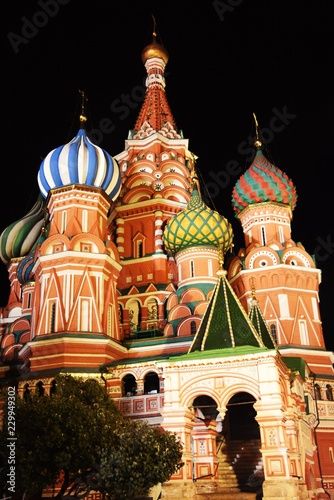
top-left (220, 438), bottom-right (263, 490)
top-left (193, 439), bottom-right (264, 500)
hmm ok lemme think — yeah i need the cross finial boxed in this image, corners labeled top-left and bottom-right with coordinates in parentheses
top-left (79, 89), bottom-right (88, 126)
top-left (151, 14), bottom-right (157, 38)
top-left (253, 112), bottom-right (262, 149)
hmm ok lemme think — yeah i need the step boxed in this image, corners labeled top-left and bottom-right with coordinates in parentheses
top-left (194, 493), bottom-right (258, 500)
top-left (216, 439), bottom-right (264, 495)
top-left (217, 479), bottom-right (240, 486)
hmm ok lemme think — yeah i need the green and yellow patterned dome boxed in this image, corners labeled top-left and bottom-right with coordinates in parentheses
top-left (163, 189), bottom-right (233, 255)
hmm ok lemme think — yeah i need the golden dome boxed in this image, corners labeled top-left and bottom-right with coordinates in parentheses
top-left (141, 33), bottom-right (169, 65)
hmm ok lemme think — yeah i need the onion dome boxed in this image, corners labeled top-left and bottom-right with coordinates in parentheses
top-left (17, 254), bottom-right (35, 284)
top-left (141, 31), bottom-right (169, 65)
top-left (163, 188), bottom-right (233, 255)
top-left (0, 197), bottom-right (47, 265)
top-left (37, 128), bottom-right (121, 200)
top-left (232, 148), bottom-right (297, 214)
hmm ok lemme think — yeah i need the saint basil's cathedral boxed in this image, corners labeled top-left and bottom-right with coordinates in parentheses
top-left (0, 28), bottom-right (333, 500)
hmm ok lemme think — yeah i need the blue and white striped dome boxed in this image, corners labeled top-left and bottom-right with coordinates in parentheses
top-left (37, 128), bottom-right (121, 200)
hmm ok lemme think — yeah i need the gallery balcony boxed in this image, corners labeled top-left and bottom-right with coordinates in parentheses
top-left (113, 392), bottom-right (164, 422)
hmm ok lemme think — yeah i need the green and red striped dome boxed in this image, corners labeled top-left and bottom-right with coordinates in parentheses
top-left (0, 196), bottom-right (47, 265)
top-left (232, 149), bottom-right (297, 214)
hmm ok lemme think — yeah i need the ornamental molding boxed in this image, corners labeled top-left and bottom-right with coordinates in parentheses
top-left (282, 250), bottom-right (311, 267)
top-left (160, 354), bottom-right (276, 372)
top-left (248, 250), bottom-right (278, 268)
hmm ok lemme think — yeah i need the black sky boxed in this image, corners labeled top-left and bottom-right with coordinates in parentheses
top-left (1, 0), bottom-right (334, 350)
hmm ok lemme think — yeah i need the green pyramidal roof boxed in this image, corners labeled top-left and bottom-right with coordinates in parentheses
top-left (249, 298), bottom-right (276, 349)
top-left (188, 269), bottom-right (266, 353)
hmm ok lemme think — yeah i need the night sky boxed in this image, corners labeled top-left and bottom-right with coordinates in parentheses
top-left (2, 0), bottom-right (334, 350)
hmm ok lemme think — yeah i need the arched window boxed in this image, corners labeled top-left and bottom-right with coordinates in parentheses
top-left (261, 226), bottom-right (266, 245)
top-left (137, 241), bottom-right (143, 258)
top-left (147, 299), bottom-right (158, 321)
top-left (36, 381), bottom-right (45, 397)
top-left (107, 304), bottom-right (113, 337)
top-left (314, 383), bottom-right (321, 400)
top-left (178, 263), bottom-right (182, 281)
top-left (128, 300), bottom-right (141, 332)
top-left (144, 371), bottom-right (159, 394)
top-left (122, 374), bottom-right (137, 396)
top-left (190, 260), bottom-right (195, 277)
top-left (270, 324), bottom-right (277, 344)
top-left (326, 384), bottom-right (333, 401)
top-left (61, 211), bottom-right (67, 233)
top-left (133, 233), bottom-right (146, 258)
top-left (118, 304), bottom-right (123, 324)
top-left (80, 299), bottom-right (90, 331)
top-left (82, 209), bottom-right (88, 232)
top-left (49, 301), bottom-right (56, 333)
top-left (23, 383), bottom-right (30, 401)
top-left (50, 379), bottom-right (57, 397)
top-left (208, 259), bottom-right (213, 277)
top-left (279, 226), bottom-right (284, 244)
top-left (299, 320), bottom-right (309, 345)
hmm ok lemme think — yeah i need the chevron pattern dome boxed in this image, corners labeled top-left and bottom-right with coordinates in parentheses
top-left (37, 128), bottom-right (121, 200)
top-left (232, 149), bottom-right (297, 214)
top-left (163, 189), bottom-right (233, 255)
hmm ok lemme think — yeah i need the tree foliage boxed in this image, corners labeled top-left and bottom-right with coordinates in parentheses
top-left (0, 374), bottom-right (183, 499)
top-left (99, 419), bottom-right (183, 499)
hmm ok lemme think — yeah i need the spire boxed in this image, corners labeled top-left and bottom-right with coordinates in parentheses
top-left (188, 269), bottom-right (266, 353)
top-left (133, 19), bottom-right (180, 139)
top-left (248, 279), bottom-right (276, 349)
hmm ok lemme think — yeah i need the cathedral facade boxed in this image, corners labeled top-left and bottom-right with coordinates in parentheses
top-left (0, 31), bottom-right (333, 500)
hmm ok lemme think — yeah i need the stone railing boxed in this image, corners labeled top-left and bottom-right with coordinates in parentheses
top-left (114, 393), bottom-right (164, 418)
top-left (317, 400), bottom-right (334, 419)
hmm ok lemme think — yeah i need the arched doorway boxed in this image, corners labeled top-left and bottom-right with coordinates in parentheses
top-left (223, 391), bottom-right (263, 495)
top-left (226, 391), bottom-right (260, 440)
top-left (192, 395), bottom-right (220, 429)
